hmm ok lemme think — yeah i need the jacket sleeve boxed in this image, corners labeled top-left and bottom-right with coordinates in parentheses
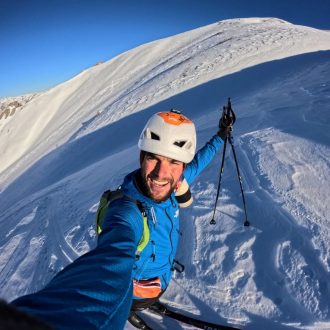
top-left (184, 135), bottom-right (223, 184)
top-left (12, 200), bottom-right (143, 330)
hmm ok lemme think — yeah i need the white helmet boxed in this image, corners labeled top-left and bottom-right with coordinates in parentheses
top-left (138, 110), bottom-right (196, 163)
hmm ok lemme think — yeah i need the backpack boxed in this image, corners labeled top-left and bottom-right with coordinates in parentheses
top-left (95, 189), bottom-right (150, 257)
top-left (95, 179), bottom-right (192, 261)
top-left (96, 188), bottom-right (186, 273)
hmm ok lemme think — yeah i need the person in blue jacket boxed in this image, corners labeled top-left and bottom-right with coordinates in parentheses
top-left (10, 109), bottom-right (233, 330)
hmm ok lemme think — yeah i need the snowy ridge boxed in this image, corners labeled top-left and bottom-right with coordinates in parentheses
top-left (1, 18), bottom-right (329, 190)
top-left (0, 18), bottom-right (330, 329)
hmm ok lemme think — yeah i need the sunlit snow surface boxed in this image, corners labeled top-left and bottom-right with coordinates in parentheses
top-left (0, 18), bottom-right (330, 329)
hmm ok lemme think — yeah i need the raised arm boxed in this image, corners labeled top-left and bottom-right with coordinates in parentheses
top-left (184, 135), bottom-right (223, 184)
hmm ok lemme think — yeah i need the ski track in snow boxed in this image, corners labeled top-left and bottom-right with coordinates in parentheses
top-left (0, 18), bottom-right (330, 329)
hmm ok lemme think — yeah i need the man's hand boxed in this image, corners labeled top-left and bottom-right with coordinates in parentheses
top-left (217, 112), bottom-right (234, 140)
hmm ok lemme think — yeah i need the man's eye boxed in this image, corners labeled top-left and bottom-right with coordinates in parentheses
top-left (146, 155), bottom-right (157, 161)
top-left (172, 161), bottom-right (182, 166)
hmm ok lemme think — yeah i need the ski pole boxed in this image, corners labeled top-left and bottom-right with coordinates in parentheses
top-left (210, 100), bottom-right (233, 225)
top-left (210, 98), bottom-right (250, 226)
top-left (210, 132), bottom-right (228, 225)
top-left (228, 133), bottom-right (250, 227)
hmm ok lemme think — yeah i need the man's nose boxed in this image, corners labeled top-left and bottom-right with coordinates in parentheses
top-left (154, 160), bottom-right (170, 178)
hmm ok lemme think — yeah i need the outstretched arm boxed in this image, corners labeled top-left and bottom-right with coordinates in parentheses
top-left (12, 201), bottom-right (142, 330)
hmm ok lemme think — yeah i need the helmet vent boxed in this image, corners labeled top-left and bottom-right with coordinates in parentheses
top-left (150, 132), bottom-right (160, 141)
top-left (174, 140), bottom-right (186, 148)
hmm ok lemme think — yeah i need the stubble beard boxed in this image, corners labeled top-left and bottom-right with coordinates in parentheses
top-left (140, 171), bottom-right (177, 202)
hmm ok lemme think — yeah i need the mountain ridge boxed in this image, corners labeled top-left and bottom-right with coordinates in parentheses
top-left (1, 18), bottom-right (330, 329)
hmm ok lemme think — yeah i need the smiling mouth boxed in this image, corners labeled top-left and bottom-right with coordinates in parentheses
top-left (144, 176), bottom-right (174, 201)
top-left (149, 178), bottom-right (169, 187)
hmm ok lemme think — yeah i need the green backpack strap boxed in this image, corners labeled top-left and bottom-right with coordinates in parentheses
top-left (135, 204), bottom-right (150, 258)
top-left (96, 190), bottom-right (150, 256)
top-left (96, 190), bottom-right (112, 235)
top-left (96, 189), bottom-right (124, 235)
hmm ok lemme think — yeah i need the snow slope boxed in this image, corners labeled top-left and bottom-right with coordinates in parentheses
top-left (0, 18), bottom-right (330, 329)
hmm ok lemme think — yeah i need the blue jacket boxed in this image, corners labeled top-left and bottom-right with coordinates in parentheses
top-left (12, 135), bottom-right (223, 330)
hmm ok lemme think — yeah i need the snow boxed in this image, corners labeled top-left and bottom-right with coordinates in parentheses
top-left (0, 18), bottom-right (330, 329)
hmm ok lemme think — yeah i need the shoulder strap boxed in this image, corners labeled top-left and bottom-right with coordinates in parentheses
top-left (135, 201), bottom-right (149, 257)
top-left (96, 189), bottom-right (123, 235)
top-left (96, 190), bottom-right (150, 256)
top-left (125, 198), bottom-right (150, 257)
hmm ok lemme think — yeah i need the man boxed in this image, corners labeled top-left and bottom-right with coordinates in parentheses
top-left (11, 109), bottom-right (232, 329)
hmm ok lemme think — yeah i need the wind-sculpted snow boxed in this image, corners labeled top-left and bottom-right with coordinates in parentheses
top-left (0, 18), bottom-right (329, 191)
top-left (0, 18), bottom-right (330, 329)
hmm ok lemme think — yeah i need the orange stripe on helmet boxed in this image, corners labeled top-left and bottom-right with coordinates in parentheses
top-left (158, 112), bottom-right (192, 126)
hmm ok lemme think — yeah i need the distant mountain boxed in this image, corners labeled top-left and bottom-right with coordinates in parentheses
top-left (0, 94), bottom-right (37, 120)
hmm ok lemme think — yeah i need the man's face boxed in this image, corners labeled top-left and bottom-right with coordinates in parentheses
top-left (140, 152), bottom-right (185, 202)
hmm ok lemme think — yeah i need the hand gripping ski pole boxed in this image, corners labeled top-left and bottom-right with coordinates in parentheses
top-left (210, 98), bottom-right (250, 227)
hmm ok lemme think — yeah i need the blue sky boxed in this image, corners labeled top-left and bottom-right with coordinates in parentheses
top-left (1, 0), bottom-right (329, 98)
